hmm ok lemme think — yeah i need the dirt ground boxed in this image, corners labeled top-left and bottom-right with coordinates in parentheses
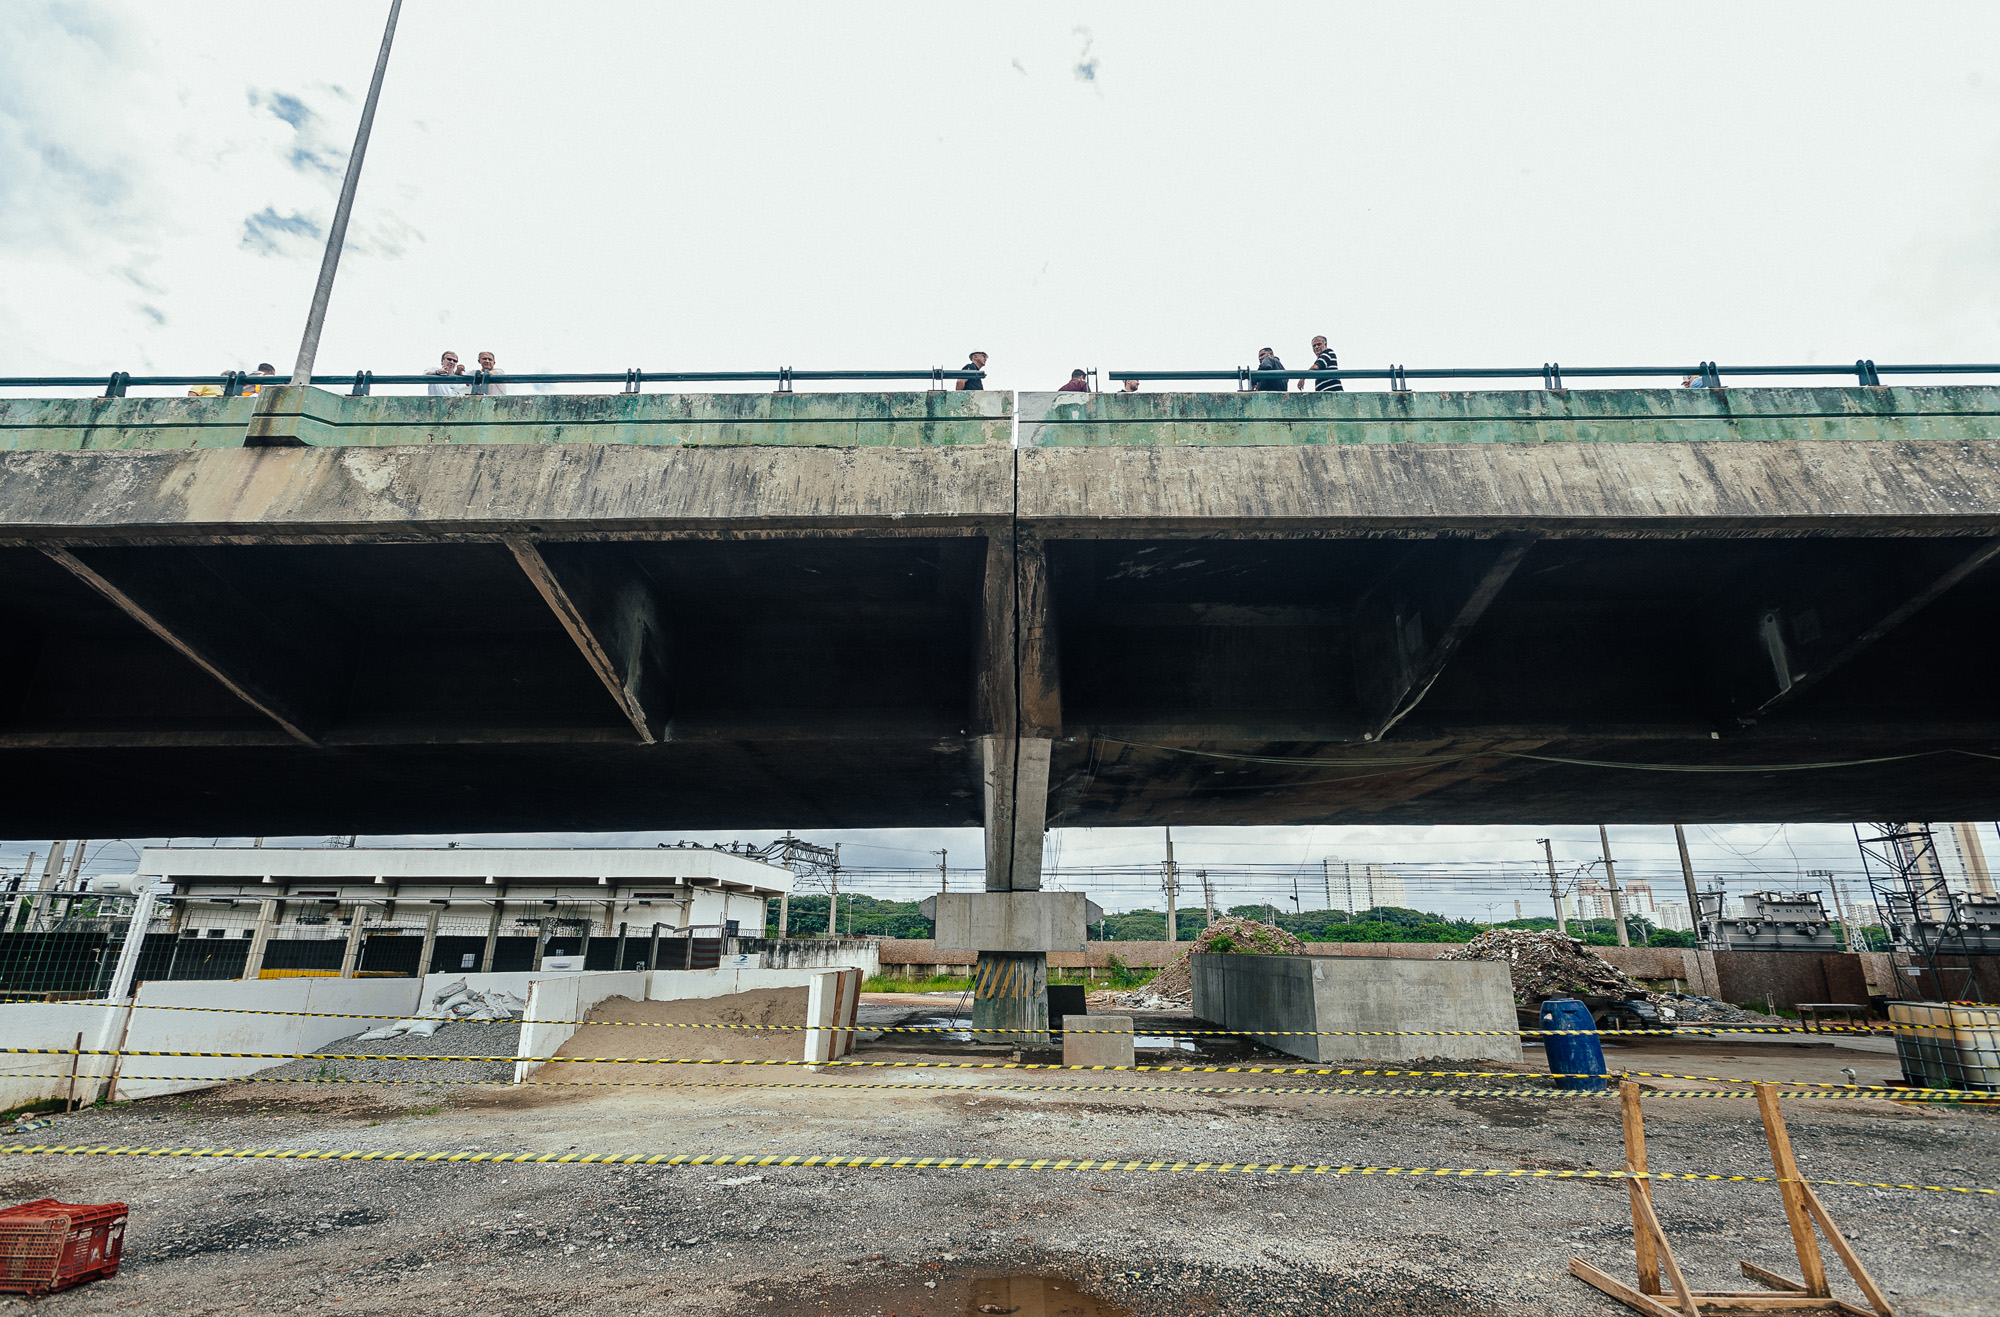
top-left (2, 998), bottom-right (1995, 1317)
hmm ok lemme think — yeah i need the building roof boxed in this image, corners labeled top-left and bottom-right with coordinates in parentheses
top-left (133, 846), bottom-right (794, 898)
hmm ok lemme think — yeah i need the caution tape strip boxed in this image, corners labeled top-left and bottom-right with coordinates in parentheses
top-left (11, 1047), bottom-right (1990, 1100)
top-left (4, 999), bottom-right (1920, 1038)
top-left (13, 1072), bottom-right (1971, 1101)
top-left (0, 1144), bottom-right (1989, 1197)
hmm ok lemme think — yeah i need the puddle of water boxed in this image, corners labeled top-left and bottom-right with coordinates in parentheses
top-left (962, 1273), bottom-right (1130, 1315)
top-left (798, 1273), bottom-right (1129, 1316)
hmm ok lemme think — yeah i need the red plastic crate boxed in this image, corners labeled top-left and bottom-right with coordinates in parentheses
top-left (0, 1198), bottom-right (128, 1296)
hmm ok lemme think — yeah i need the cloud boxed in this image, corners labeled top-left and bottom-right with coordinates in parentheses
top-left (240, 205), bottom-right (322, 255)
top-left (249, 86), bottom-right (345, 177)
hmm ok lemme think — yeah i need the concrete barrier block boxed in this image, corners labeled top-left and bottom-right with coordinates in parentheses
top-left (1062, 1015), bottom-right (1133, 1069)
top-left (1191, 954), bottom-right (1520, 1064)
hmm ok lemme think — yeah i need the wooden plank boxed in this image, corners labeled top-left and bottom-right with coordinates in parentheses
top-left (1568, 1258), bottom-right (1684, 1317)
top-left (1799, 1184), bottom-right (1896, 1316)
top-left (1622, 1080), bottom-right (1663, 1296)
top-left (507, 537), bottom-right (668, 743)
top-left (1754, 1082), bottom-right (1831, 1298)
top-left (1738, 1261), bottom-right (1807, 1293)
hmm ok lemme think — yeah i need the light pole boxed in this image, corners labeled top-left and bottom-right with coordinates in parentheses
top-left (290, 1), bottom-right (403, 384)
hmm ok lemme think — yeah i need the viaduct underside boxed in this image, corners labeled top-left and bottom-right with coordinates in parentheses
top-left (4, 385), bottom-right (2000, 848)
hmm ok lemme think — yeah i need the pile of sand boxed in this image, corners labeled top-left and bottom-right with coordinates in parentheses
top-left (530, 988), bottom-right (809, 1083)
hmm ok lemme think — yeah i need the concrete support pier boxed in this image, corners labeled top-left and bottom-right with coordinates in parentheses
top-left (972, 950), bottom-right (1048, 1043)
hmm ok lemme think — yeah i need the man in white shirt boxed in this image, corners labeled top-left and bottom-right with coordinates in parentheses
top-left (474, 350), bottom-right (508, 396)
top-left (426, 351), bottom-right (468, 396)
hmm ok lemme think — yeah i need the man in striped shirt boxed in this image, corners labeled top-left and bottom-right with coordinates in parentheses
top-left (1297, 335), bottom-right (1342, 391)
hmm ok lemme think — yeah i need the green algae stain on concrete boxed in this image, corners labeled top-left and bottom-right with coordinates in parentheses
top-left (1017, 386), bottom-right (2000, 447)
top-left (0, 389), bottom-right (1013, 452)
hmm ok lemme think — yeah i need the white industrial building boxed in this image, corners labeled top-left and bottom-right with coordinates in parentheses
top-left (104, 846), bottom-right (793, 975)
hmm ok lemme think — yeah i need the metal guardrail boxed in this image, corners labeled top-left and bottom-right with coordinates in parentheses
top-left (0, 368), bottom-right (986, 397)
top-left (1111, 361), bottom-right (2000, 390)
top-left (7, 362), bottom-right (2000, 398)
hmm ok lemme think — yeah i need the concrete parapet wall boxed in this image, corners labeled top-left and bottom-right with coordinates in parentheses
top-left (1019, 386), bottom-right (2000, 448)
top-left (1190, 953), bottom-right (1522, 1064)
top-left (1, 388), bottom-right (1013, 452)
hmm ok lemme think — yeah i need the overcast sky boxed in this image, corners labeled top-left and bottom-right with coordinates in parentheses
top-left (4, 3), bottom-right (1998, 913)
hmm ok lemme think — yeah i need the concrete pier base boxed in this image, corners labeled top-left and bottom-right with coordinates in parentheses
top-left (972, 950), bottom-right (1048, 1045)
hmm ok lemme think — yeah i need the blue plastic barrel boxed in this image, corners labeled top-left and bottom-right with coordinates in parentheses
top-left (1539, 997), bottom-right (1608, 1092)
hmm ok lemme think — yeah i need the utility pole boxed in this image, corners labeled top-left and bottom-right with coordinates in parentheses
top-left (1598, 824), bottom-right (1630, 947)
top-left (290, 0), bottom-right (403, 384)
top-left (1322, 856), bottom-right (1335, 911)
top-left (1673, 824), bottom-right (1703, 948)
top-left (1537, 838), bottom-right (1565, 933)
top-left (1809, 869), bottom-right (1851, 951)
top-left (1161, 827), bottom-right (1179, 943)
top-left (63, 841), bottom-right (88, 891)
top-left (1200, 870), bottom-right (1214, 926)
top-left (826, 843), bottom-right (841, 937)
top-left (934, 848), bottom-right (948, 894)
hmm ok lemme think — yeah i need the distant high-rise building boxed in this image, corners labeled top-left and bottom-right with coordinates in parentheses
top-left (1654, 899), bottom-right (1692, 932)
top-left (1929, 823), bottom-right (1998, 897)
top-left (1321, 859), bottom-right (1407, 916)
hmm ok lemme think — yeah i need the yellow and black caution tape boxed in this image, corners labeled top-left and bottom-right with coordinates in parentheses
top-left (14, 1071), bottom-right (1966, 1101)
top-left (0, 1144), bottom-right (1990, 1197)
top-left (10, 998), bottom-right (1923, 1039)
top-left (14, 1046), bottom-right (1990, 1100)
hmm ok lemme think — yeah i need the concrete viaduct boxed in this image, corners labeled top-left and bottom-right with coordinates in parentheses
top-left (5, 381), bottom-right (2000, 1029)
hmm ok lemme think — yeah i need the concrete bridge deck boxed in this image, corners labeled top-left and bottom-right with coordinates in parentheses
top-left (2, 383), bottom-right (1998, 844)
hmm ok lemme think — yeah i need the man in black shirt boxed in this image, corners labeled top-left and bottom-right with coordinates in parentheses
top-left (956, 351), bottom-right (988, 390)
top-left (1252, 347), bottom-right (1286, 391)
top-left (1297, 335), bottom-right (1342, 391)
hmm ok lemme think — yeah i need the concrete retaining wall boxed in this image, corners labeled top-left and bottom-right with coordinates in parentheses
top-left (514, 971), bottom-right (650, 1082)
top-left (1190, 954), bottom-right (1521, 1064)
top-left (116, 977), bottom-right (423, 1102)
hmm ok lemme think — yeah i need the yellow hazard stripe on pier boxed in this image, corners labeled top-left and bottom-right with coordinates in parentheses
top-left (9, 1047), bottom-right (1988, 1100)
top-left (3, 999), bottom-right (1920, 1038)
top-left (14, 1072), bottom-right (1967, 1102)
top-left (0, 1144), bottom-right (1989, 1197)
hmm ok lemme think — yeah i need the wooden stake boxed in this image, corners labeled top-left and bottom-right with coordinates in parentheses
top-left (64, 1031), bottom-right (81, 1112)
top-left (1754, 1082), bottom-right (1830, 1298)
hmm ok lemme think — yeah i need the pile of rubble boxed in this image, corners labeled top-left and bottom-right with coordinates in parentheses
top-left (1103, 916), bottom-right (1305, 1009)
top-left (1441, 927), bottom-right (1651, 1003)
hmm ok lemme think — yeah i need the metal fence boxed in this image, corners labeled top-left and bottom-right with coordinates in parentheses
top-left (1109, 360), bottom-right (2000, 391)
top-left (0, 368), bottom-right (984, 397)
top-left (6, 360), bottom-right (2000, 398)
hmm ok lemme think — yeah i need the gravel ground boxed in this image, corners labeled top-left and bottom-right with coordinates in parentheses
top-left (247, 1020), bottom-right (524, 1092)
top-left (1, 1035), bottom-right (1994, 1317)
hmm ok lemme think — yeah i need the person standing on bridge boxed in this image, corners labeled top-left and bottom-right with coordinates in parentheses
top-left (1297, 336), bottom-right (1342, 391)
top-left (426, 351), bottom-right (469, 396)
top-left (473, 350), bottom-right (508, 396)
top-left (1058, 369), bottom-right (1090, 392)
top-left (956, 350), bottom-right (988, 390)
top-left (1252, 347), bottom-right (1287, 391)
